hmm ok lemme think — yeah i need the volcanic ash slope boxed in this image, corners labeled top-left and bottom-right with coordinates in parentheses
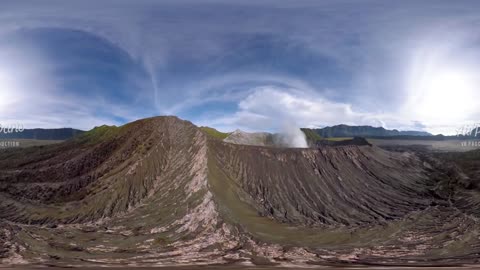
top-left (1, 116), bottom-right (480, 267)
top-left (223, 129), bottom-right (274, 146)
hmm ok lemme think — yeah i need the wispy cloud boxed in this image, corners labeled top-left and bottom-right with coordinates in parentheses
top-left (0, 1), bottom-right (480, 133)
top-left (0, 28), bottom-right (152, 129)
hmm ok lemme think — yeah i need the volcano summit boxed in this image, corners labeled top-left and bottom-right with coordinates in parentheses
top-left (1, 116), bottom-right (480, 268)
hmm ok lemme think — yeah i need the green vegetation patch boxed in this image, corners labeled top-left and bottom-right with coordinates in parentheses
top-left (200, 126), bottom-right (230, 140)
top-left (301, 128), bottom-right (352, 143)
top-left (324, 137), bottom-right (353, 141)
top-left (76, 125), bottom-right (121, 144)
top-left (301, 128), bottom-right (323, 143)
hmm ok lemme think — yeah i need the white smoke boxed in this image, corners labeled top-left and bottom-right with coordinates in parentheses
top-left (274, 122), bottom-right (308, 148)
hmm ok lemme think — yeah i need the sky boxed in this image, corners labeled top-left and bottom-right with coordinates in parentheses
top-left (1, 1), bottom-right (480, 134)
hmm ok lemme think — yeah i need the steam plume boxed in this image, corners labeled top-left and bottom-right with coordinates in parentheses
top-left (275, 121), bottom-right (308, 148)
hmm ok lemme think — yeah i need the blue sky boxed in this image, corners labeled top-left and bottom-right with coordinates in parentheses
top-left (1, 1), bottom-right (480, 134)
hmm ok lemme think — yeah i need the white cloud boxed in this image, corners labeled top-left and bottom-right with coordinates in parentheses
top-left (200, 86), bottom-right (391, 132)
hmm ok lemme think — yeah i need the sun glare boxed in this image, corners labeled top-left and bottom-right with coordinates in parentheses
top-left (408, 68), bottom-right (478, 123)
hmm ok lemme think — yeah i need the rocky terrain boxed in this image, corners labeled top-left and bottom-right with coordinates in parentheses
top-left (223, 130), bottom-right (274, 147)
top-left (223, 129), bottom-right (307, 148)
top-left (1, 116), bottom-right (480, 268)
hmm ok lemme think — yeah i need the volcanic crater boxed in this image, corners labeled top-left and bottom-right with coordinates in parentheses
top-left (1, 116), bottom-right (480, 268)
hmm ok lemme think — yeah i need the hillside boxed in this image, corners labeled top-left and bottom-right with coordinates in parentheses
top-left (223, 129), bottom-right (308, 148)
top-left (199, 126), bottom-right (230, 140)
top-left (1, 116), bottom-right (480, 267)
top-left (0, 128), bottom-right (84, 140)
top-left (223, 129), bottom-right (274, 146)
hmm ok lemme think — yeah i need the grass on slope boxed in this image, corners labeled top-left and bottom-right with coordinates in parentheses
top-left (75, 125), bottom-right (121, 144)
top-left (301, 128), bottom-right (323, 143)
top-left (325, 137), bottom-right (353, 141)
top-left (301, 128), bottom-right (352, 143)
top-left (200, 126), bottom-right (230, 140)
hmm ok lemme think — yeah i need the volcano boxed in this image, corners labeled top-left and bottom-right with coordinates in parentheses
top-left (1, 116), bottom-right (480, 268)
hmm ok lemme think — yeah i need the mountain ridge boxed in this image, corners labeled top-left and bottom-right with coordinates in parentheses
top-left (303, 124), bottom-right (431, 138)
top-left (1, 116), bottom-right (480, 267)
top-left (0, 124), bottom-right (432, 142)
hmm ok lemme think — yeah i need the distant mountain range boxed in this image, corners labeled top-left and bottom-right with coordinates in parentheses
top-left (0, 128), bottom-right (85, 140)
top-left (0, 124), bottom-right (434, 142)
top-left (202, 124), bottom-right (437, 147)
top-left (302, 125), bottom-right (432, 138)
